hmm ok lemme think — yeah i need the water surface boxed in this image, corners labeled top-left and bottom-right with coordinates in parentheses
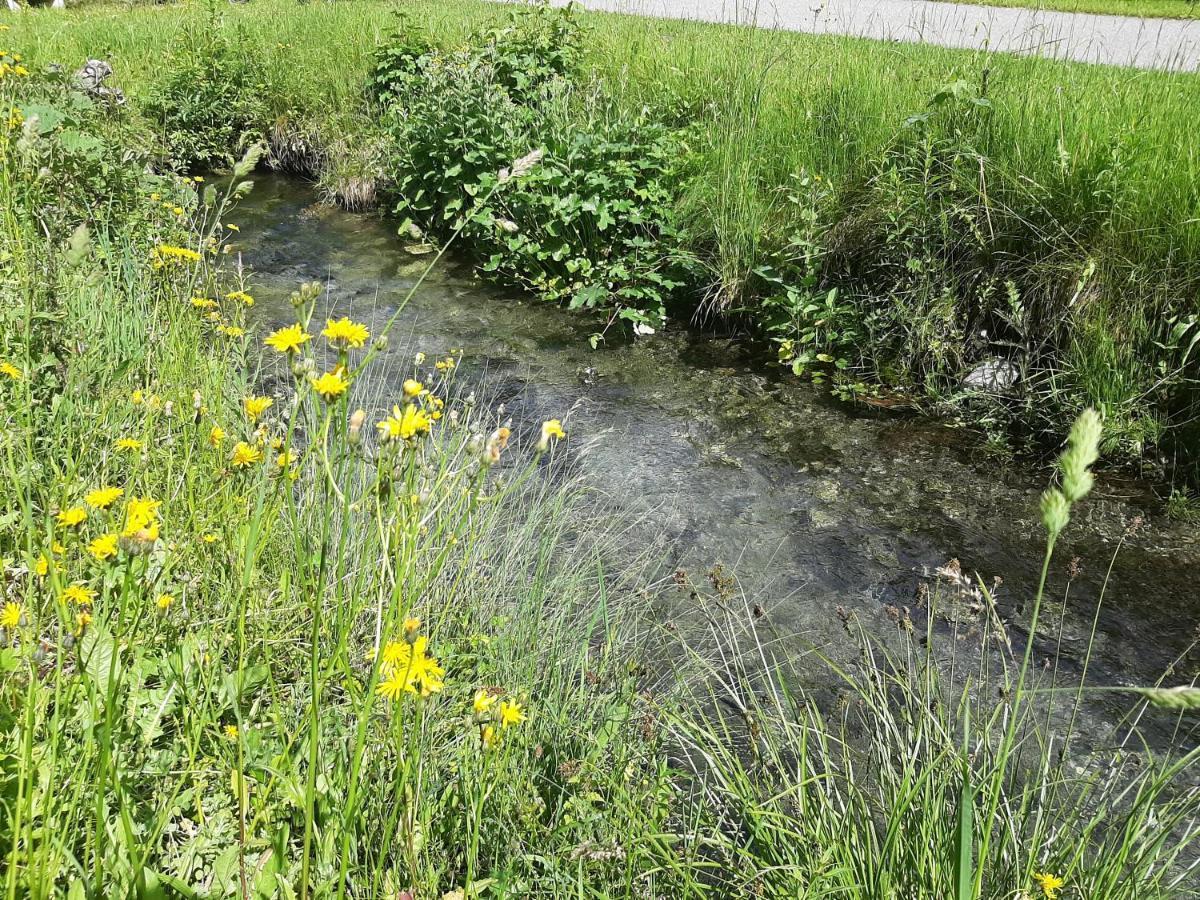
top-left (234, 173), bottom-right (1200, 716)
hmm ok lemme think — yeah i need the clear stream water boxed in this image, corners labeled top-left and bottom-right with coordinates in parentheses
top-left (235, 173), bottom-right (1199, 721)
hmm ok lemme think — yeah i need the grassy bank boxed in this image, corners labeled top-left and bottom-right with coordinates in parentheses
top-left (10, 0), bottom-right (1200, 482)
top-left (932, 0), bottom-right (1200, 18)
top-left (3, 17), bottom-right (1200, 899)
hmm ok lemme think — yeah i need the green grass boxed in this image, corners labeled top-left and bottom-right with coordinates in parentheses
top-left (931, 0), bottom-right (1200, 18)
top-left (2, 37), bottom-right (1200, 896)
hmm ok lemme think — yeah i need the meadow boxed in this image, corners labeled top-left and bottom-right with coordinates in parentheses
top-left (2, 3), bottom-right (1200, 897)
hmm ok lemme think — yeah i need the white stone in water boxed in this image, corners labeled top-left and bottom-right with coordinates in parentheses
top-left (963, 358), bottom-right (1019, 392)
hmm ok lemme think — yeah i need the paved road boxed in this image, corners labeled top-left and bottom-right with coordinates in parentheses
top-left (545, 0), bottom-right (1200, 70)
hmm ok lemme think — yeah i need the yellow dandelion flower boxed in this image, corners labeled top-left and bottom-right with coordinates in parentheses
top-left (225, 290), bottom-right (254, 307)
top-left (402, 378), bottom-right (424, 398)
top-left (1033, 873), bottom-right (1065, 899)
top-left (209, 425), bottom-right (226, 448)
top-left (156, 593), bottom-right (174, 610)
top-left (0, 602), bottom-right (22, 629)
top-left (61, 583), bottom-right (97, 605)
top-left (51, 541), bottom-right (66, 555)
top-left (131, 389), bottom-right (145, 405)
top-left (264, 323), bottom-right (312, 354)
top-left (231, 441), bottom-right (262, 468)
top-left (191, 297), bottom-right (218, 310)
top-left (243, 396), bottom-right (273, 422)
top-left (85, 486), bottom-right (124, 509)
top-left (536, 419), bottom-right (567, 453)
top-left (224, 724), bottom-right (239, 740)
top-left (87, 533), bottom-right (120, 561)
top-left (76, 610), bottom-right (92, 632)
top-left (311, 369), bottom-right (350, 401)
top-left (150, 244), bottom-right (201, 269)
top-left (115, 437), bottom-right (143, 452)
top-left (499, 699), bottom-right (525, 729)
top-left (0, 362), bottom-right (22, 380)
top-left (480, 724), bottom-right (499, 748)
top-left (202, 532), bottom-right (219, 543)
top-left (56, 507), bottom-right (87, 527)
top-left (403, 616), bottom-right (421, 633)
top-left (376, 635), bottom-right (445, 699)
top-left (218, 325), bottom-right (245, 338)
top-left (473, 689), bottom-right (496, 716)
top-left (435, 356), bottom-right (456, 372)
top-left (376, 404), bottom-right (430, 442)
top-left (35, 554), bottom-right (49, 577)
top-left (321, 317), bottom-right (370, 349)
top-left (121, 496), bottom-right (161, 540)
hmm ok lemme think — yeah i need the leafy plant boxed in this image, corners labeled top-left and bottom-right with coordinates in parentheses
top-left (143, 13), bottom-right (269, 170)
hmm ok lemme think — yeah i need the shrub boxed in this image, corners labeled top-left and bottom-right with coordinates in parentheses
top-left (143, 15), bottom-right (268, 170)
top-left (375, 3), bottom-right (693, 335)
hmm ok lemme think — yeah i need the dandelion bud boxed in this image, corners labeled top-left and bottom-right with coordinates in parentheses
top-left (373, 335), bottom-right (389, 352)
top-left (1040, 488), bottom-right (1070, 538)
top-left (349, 408), bottom-right (366, 445)
top-left (414, 351), bottom-right (426, 365)
top-left (163, 401), bottom-right (174, 418)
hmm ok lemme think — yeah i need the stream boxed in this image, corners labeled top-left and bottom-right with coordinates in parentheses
top-left (234, 173), bottom-right (1200, 731)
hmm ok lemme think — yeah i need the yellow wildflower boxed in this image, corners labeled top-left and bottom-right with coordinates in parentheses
top-left (0, 602), bottom-right (22, 629)
top-left (202, 533), bottom-right (219, 543)
top-left (150, 244), bottom-right (201, 269)
top-left (0, 362), bottom-right (21, 380)
top-left (480, 724), bottom-right (498, 748)
top-left (225, 290), bottom-right (254, 307)
top-left (376, 635), bottom-right (445, 700)
top-left (321, 317), bottom-right (370, 349)
top-left (61, 583), bottom-right (96, 605)
top-left (52, 541), bottom-right (66, 555)
top-left (499, 699), bottom-right (525, 729)
top-left (156, 593), bottom-right (174, 610)
top-left (231, 441), bottom-right (262, 468)
top-left (435, 356), bottom-right (456, 372)
top-left (87, 533), bottom-right (120, 561)
top-left (1033, 873), bottom-right (1065, 899)
top-left (218, 325), bottom-right (245, 338)
top-left (311, 369), bottom-right (350, 401)
top-left (76, 610), bottom-right (92, 632)
top-left (226, 223), bottom-right (240, 232)
top-left (473, 689), bottom-right (496, 716)
top-left (85, 486), bottom-right (124, 509)
top-left (376, 404), bottom-right (430, 442)
top-left (403, 378), bottom-right (424, 398)
top-left (243, 396), bottom-right (273, 422)
top-left (191, 297), bottom-right (218, 310)
top-left (403, 616), bottom-right (421, 634)
top-left (264, 323), bottom-right (312, 354)
top-left (56, 507), bottom-right (87, 527)
top-left (115, 437), bottom-right (143, 452)
top-left (224, 724), bottom-right (239, 740)
top-left (209, 425), bottom-right (226, 448)
top-left (35, 554), bottom-right (49, 577)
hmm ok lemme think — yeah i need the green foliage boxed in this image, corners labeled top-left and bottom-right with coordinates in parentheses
top-left (375, 2), bottom-right (693, 332)
top-left (143, 15), bottom-right (269, 170)
top-left (365, 11), bottom-right (435, 105)
top-left (477, 0), bottom-right (586, 104)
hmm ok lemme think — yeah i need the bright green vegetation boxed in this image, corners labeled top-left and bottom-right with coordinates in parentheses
top-left (3, 14), bottom-right (1200, 896)
top-left (935, 0), bottom-right (1199, 19)
top-left (13, 0), bottom-right (1200, 482)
